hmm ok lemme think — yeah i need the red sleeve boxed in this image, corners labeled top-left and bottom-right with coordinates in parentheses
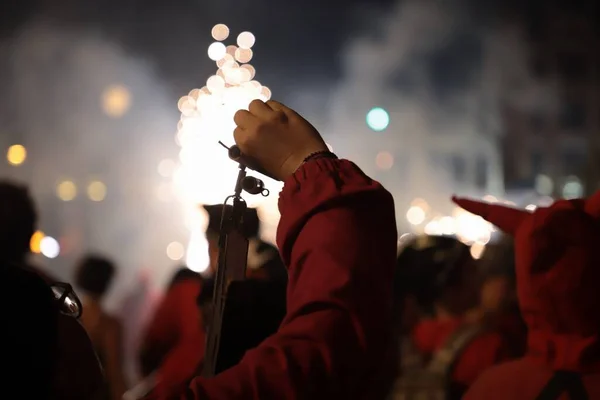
top-left (182, 158), bottom-right (398, 399)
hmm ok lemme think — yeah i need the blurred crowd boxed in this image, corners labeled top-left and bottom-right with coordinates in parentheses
top-left (2, 100), bottom-right (599, 399)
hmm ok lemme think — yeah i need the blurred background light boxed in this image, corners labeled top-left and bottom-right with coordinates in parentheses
top-left (366, 107), bottom-right (390, 132)
top-left (56, 180), bottom-right (77, 202)
top-left (40, 236), bottom-right (60, 259)
top-left (30, 230), bottom-right (45, 254)
top-left (166, 241), bottom-right (185, 261)
top-left (211, 24), bottom-right (230, 41)
top-left (102, 85), bottom-right (131, 118)
top-left (375, 151), bottom-right (394, 170)
top-left (6, 144), bottom-right (27, 166)
top-left (87, 180), bottom-right (107, 202)
top-left (237, 32), bottom-right (256, 49)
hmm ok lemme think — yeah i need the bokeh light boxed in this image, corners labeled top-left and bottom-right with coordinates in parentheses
top-left (102, 85), bottom-right (131, 118)
top-left (366, 107), bottom-right (390, 131)
top-left (87, 181), bottom-right (107, 202)
top-left (208, 42), bottom-right (227, 61)
top-left (406, 206), bottom-right (426, 225)
top-left (6, 144), bottom-right (27, 166)
top-left (234, 48), bottom-right (253, 64)
top-left (40, 236), bottom-right (60, 259)
top-left (175, 27), bottom-right (281, 272)
top-left (375, 151), bottom-right (394, 170)
top-left (237, 32), bottom-right (256, 49)
top-left (57, 181), bottom-right (77, 201)
top-left (30, 230), bottom-right (45, 254)
top-left (211, 24), bottom-right (230, 41)
top-left (166, 241), bottom-right (185, 261)
top-left (562, 176), bottom-right (583, 199)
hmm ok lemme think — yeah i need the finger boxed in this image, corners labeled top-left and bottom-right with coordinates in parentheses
top-left (266, 100), bottom-right (297, 118)
top-left (265, 100), bottom-right (286, 111)
top-left (233, 127), bottom-right (247, 149)
top-left (233, 109), bottom-right (256, 129)
top-left (248, 99), bottom-right (275, 118)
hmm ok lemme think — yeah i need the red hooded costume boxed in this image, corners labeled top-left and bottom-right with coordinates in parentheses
top-left (158, 158), bottom-right (398, 399)
top-left (457, 192), bottom-right (600, 399)
top-left (139, 278), bottom-right (206, 397)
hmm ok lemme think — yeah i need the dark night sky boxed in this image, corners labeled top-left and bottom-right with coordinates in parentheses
top-left (0, 0), bottom-right (397, 100)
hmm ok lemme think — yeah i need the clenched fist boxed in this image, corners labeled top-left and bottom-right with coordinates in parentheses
top-left (233, 99), bottom-right (328, 181)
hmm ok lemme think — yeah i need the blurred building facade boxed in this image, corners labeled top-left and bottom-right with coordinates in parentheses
top-left (327, 2), bottom-right (505, 234)
top-left (502, 0), bottom-right (599, 196)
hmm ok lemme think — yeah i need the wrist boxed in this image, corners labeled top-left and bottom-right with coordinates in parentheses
top-left (297, 151), bottom-right (338, 171)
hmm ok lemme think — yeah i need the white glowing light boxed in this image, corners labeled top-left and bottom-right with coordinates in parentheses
top-left (439, 216), bottom-right (456, 235)
top-left (186, 229), bottom-right (209, 273)
top-left (525, 204), bottom-right (537, 212)
top-left (424, 220), bottom-right (442, 235)
top-left (208, 42), bottom-right (227, 61)
top-left (175, 27), bottom-right (283, 271)
top-left (40, 236), bottom-right (60, 259)
top-left (470, 243), bottom-right (486, 260)
top-left (454, 210), bottom-right (494, 245)
top-left (211, 24), bottom-right (230, 41)
top-left (237, 32), bottom-right (256, 49)
top-left (407, 206), bottom-right (426, 225)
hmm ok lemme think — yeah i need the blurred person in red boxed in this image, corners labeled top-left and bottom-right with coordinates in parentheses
top-left (390, 235), bottom-right (513, 399)
top-left (75, 254), bottom-right (128, 399)
top-left (138, 267), bottom-right (206, 397)
top-left (1, 263), bottom-right (106, 399)
top-left (0, 180), bottom-right (57, 281)
top-left (473, 237), bottom-right (527, 359)
top-left (456, 193), bottom-right (600, 399)
top-left (146, 99), bottom-right (398, 399)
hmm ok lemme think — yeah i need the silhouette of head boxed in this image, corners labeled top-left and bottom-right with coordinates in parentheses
top-left (0, 180), bottom-right (37, 262)
top-left (75, 255), bottom-right (116, 299)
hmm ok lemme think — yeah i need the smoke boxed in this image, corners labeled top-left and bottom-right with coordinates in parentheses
top-left (1, 19), bottom-right (185, 308)
top-left (330, 0), bottom-right (557, 229)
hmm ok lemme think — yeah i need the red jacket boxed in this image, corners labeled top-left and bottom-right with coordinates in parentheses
top-left (171, 158), bottom-right (398, 399)
top-left (454, 193), bottom-right (600, 400)
top-left (140, 279), bottom-right (206, 396)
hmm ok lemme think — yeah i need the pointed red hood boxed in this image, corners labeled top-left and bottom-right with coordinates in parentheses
top-left (452, 194), bottom-right (600, 372)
